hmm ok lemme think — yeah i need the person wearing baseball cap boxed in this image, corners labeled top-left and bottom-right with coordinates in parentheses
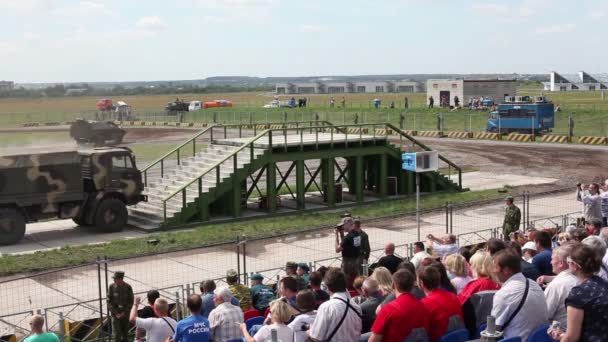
top-left (335, 216), bottom-right (361, 287)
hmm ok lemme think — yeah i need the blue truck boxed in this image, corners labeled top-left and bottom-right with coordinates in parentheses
top-left (486, 96), bottom-right (555, 134)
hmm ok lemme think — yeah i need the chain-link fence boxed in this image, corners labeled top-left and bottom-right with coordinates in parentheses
top-left (0, 187), bottom-right (584, 341)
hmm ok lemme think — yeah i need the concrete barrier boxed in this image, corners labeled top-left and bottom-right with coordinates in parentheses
top-left (446, 131), bottom-right (474, 139)
top-left (473, 132), bottom-right (501, 140)
top-left (417, 130), bottom-right (444, 137)
top-left (506, 133), bottom-right (535, 142)
top-left (578, 136), bottom-right (607, 145)
top-left (539, 135), bottom-right (569, 143)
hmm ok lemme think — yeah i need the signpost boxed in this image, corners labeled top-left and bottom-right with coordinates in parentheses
top-left (402, 151), bottom-right (439, 242)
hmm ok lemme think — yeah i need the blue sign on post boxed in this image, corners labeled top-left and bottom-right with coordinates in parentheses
top-left (402, 153), bottom-right (416, 172)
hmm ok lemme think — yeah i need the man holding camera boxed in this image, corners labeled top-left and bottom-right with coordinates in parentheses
top-left (577, 182), bottom-right (602, 225)
top-left (335, 217), bottom-right (361, 287)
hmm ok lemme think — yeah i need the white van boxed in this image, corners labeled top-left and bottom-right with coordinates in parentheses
top-left (189, 101), bottom-right (202, 111)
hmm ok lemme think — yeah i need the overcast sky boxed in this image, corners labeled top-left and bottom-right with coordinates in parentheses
top-left (1, 0), bottom-right (606, 83)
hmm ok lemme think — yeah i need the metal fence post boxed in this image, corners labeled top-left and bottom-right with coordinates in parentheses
top-left (449, 203), bottom-right (454, 234)
top-left (236, 236), bottom-right (241, 282)
top-left (175, 291), bottom-right (182, 321)
top-left (445, 202), bottom-right (449, 234)
top-left (242, 236), bottom-right (248, 286)
top-left (58, 312), bottom-right (66, 342)
top-left (97, 256), bottom-right (104, 338)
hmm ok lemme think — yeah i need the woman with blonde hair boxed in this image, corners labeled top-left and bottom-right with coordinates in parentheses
top-left (444, 254), bottom-right (472, 294)
top-left (457, 251), bottom-right (500, 305)
top-left (241, 299), bottom-right (294, 342)
top-left (370, 266), bottom-right (393, 296)
top-left (557, 232), bottom-right (572, 246)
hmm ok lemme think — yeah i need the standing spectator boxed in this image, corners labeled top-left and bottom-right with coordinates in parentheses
top-left (288, 291), bottom-right (317, 342)
top-left (418, 266), bottom-right (464, 341)
top-left (369, 270), bottom-right (430, 342)
top-left (502, 196), bottom-right (521, 240)
top-left (360, 278), bottom-right (384, 334)
top-left (208, 287), bottom-right (244, 342)
top-left (371, 267), bottom-right (394, 297)
top-left (577, 183), bottom-right (602, 224)
top-left (426, 234), bottom-right (459, 259)
top-left (428, 96), bottom-right (434, 109)
top-left (296, 263), bottom-right (310, 288)
top-left (226, 269), bottom-right (252, 311)
top-left (486, 238), bottom-right (506, 256)
top-left (340, 96), bottom-right (346, 108)
top-left (249, 274), bottom-right (275, 314)
top-left (506, 241), bottom-right (541, 281)
top-left (491, 250), bottom-right (548, 341)
top-left (241, 300), bottom-right (294, 342)
top-left (309, 272), bottom-right (329, 305)
top-left (468, 97), bottom-right (473, 109)
top-left (136, 290), bottom-right (160, 341)
top-left (537, 243), bottom-right (579, 329)
top-left (308, 268), bottom-right (362, 342)
top-left (601, 180), bottom-right (608, 226)
top-left (24, 315), bottom-right (59, 342)
top-left (335, 217), bottom-right (361, 286)
top-left (377, 242), bottom-right (403, 274)
top-left (410, 242), bottom-right (431, 270)
top-left (600, 227), bottom-right (608, 271)
top-left (107, 271), bottom-right (133, 342)
top-left (330, 96), bottom-right (335, 108)
top-left (130, 297), bottom-right (177, 342)
top-left (172, 294), bottom-right (210, 342)
top-left (458, 251), bottom-right (500, 305)
top-left (404, 96), bottom-right (409, 109)
top-left (454, 96), bottom-right (460, 107)
top-left (354, 217), bottom-right (370, 275)
top-left (443, 254), bottom-right (472, 294)
top-left (532, 231), bottom-right (554, 276)
top-left (549, 244), bottom-right (608, 341)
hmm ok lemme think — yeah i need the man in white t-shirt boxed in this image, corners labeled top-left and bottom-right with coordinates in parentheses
top-left (410, 242), bottom-right (431, 269)
top-left (130, 297), bottom-right (176, 342)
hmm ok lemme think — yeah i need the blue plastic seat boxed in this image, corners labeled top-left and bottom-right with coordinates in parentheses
top-left (475, 322), bottom-right (487, 339)
top-left (245, 316), bottom-right (264, 331)
top-left (225, 339), bottom-right (243, 342)
top-left (501, 337), bottom-right (522, 342)
top-left (439, 328), bottom-right (469, 342)
top-left (529, 323), bottom-right (552, 342)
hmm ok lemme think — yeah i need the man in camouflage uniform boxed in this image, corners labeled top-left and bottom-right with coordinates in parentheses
top-left (285, 261), bottom-right (306, 291)
top-left (353, 217), bottom-right (370, 275)
top-left (249, 273), bottom-right (275, 314)
top-left (503, 196), bottom-right (521, 240)
top-left (226, 269), bottom-right (252, 311)
top-left (107, 271), bottom-right (133, 342)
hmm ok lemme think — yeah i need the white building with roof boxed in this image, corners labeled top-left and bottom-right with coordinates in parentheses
top-left (543, 71), bottom-right (607, 91)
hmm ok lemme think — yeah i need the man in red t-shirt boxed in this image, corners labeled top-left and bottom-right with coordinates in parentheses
top-left (418, 266), bottom-right (464, 341)
top-left (369, 270), bottom-right (429, 342)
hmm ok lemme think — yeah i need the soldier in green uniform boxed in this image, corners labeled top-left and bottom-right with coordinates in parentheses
top-left (354, 217), bottom-right (370, 275)
top-left (107, 271), bottom-right (133, 342)
top-left (249, 273), bottom-right (275, 314)
top-left (226, 269), bottom-right (252, 311)
top-left (285, 261), bottom-right (306, 291)
top-left (503, 196), bottom-right (521, 240)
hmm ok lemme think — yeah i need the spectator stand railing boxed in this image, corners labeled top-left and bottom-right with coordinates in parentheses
top-left (0, 310), bottom-right (34, 342)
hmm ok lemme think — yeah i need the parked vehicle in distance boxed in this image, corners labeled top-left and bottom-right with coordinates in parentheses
top-left (189, 101), bottom-right (202, 111)
top-left (203, 100), bottom-right (233, 109)
top-left (486, 96), bottom-right (554, 134)
top-left (263, 100), bottom-right (297, 108)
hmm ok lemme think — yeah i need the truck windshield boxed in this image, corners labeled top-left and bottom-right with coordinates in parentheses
top-left (112, 155), bottom-right (134, 169)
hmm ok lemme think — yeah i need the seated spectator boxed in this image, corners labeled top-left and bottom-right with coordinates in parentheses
top-left (458, 246), bottom-right (473, 263)
top-left (286, 261), bottom-right (306, 291)
top-left (130, 297), bottom-right (176, 342)
top-left (369, 270), bottom-right (430, 342)
top-left (532, 231), bottom-right (554, 276)
top-left (376, 261), bottom-right (425, 316)
top-left (418, 266), bottom-right (464, 341)
top-left (309, 268), bottom-right (362, 342)
top-left (549, 243), bottom-right (608, 341)
top-left (458, 251), bottom-right (500, 305)
top-left (241, 300), bottom-right (294, 342)
top-left (288, 290), bottom-right (317, 342)
top-left (582, 235), bottom-right (608, 281)
top-left (410, 242), bottom-right (431, 270)
top-left (486, 238), bottom-right (506, 256)
top-left (444, 254), bottom-right (472, 294)
top-left (249, 273), bottom-right (275, 314)
top-left (309, 271), bottom-right (329, 306)
top-left (278, 277), bottom-right (300, 316)
top-left (521, 241), bottom-right (537, 262)
top-left (296, 263), bottom-right (310, 288)
top-left (600, 227), bottom-right (608, 269)
top-left (377, 242), bottom-right (403, 274)
top-left (571, 227), bottom-right (589, 242)
top-left (208, 287), bottom-right (243, 341)
top-left (491, 249), bottom-right (548, 341)
top-left (226, 269), bottom-right (252, 311)
top-left (585, 218), bottom-right (603, 236)
top-left (200, 280), bottom-right (238, 318)
top-left (25, 315), bottom-right (59, 342)
top-left (370, 267), bottom-right (393, 297)
top-left (557, 232), bottom-right (572, 246)
top-left (537, 242), bottom-right (579, 329)
top-left (506, 241), bottom-right (541, 281)
top-left (360, 278), bottom-right (384, 334)
top-left (426, 234), bottom-right (459, 259)
top-left (420, 258), bottom-right (457, 294)
top-left (136, 290), bottom-right (160, 341)
top-left (352, 275), bottom-right (367, 305)
top-left (173, 294), bottom-right (210, 342)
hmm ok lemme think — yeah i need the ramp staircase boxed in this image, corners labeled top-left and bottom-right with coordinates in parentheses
top-left (128, 122), bottom-right (464, 231)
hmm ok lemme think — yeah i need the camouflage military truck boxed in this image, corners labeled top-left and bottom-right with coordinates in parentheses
top-left (0, 146), bottom-right (146, 245)
top-left (70, 119), bottom-right (126, 146)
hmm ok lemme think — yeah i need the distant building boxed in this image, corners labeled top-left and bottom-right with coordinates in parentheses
top-left (0, 81), bottom-right (14, 92)
top-left (275, 81), bottom-right (424, 94)
top-left (542, 71), bottom-right (607, 91)
top-left (426, 79), bottom-right (517, 107)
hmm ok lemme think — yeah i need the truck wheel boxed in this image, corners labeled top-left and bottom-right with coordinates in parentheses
top-left (0, 208), bottom-right (26, 245)
top-left (94, 198), bottom-right (127, 233)
top-left (72, 217), bottom-right (89, 227)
